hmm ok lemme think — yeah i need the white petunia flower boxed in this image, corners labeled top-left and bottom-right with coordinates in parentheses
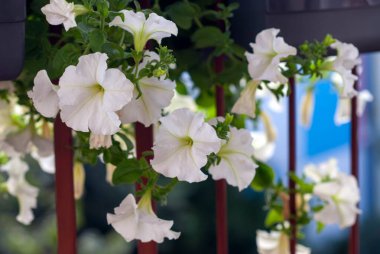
top-left (119, 77), bottom-right (175, 127)
top-left (250, 131), bottom-right (275, 162)
top-left (313, 172), bottom-right (361, 228)
top-left (109, 10), bottom-right (178, 51)
top-left (304, 158), bottom-right (339, 183)
top-left (300, 89), bottom-right (315, 128)
top-left (328, 40), bottom-right (361, 98)
top-left (246, 28), bottom-right (297, 84)
top-left (151, 108), bottom-right (221, 183)
top-left (41, 0), bottom-right (84, 31)
top-left (119, 51), bottom-right (175, 127)
top-left (232, 80), bottom-right (260, 118)
top-left (334, 89), bottom-right (373, 125)
top-left (58, 53), bottom-right (134, 135)
top-left (209, 127), bottom-right (257, 191)
top-left (28, 70), bottom-right (59, 118)
top-left (1, 156), bottom-right (39, 225)
top-left (107, 193), bottom-right (180, 243)
top-left (256, 230), bottom-right (311, 254)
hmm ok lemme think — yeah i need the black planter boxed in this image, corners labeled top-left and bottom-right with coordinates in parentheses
top-left (231, 0), bottom-right (380, 53)
top-left (0, 0), bottom-right (26, 81)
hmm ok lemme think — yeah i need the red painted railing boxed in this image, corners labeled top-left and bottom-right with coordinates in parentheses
top-left (54, 116), bottom-right (77, 254)
top-left (349, 69), bottom-right (360, 254)
top-left (288, 77), bottom-right (297, 254)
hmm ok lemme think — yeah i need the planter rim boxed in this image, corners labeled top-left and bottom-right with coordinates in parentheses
top-left (0, 0), bottom-right (26, 23)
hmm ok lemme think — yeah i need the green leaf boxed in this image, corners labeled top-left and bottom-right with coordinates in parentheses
top-left (166, 2), bottom-right (198, 30)
top-left (50, 44), bottom-right (81, 79)
top-left (265, 209), bottom-right (284, 227)
top-left (112, 159), bottom-right (143, 185)
top-left (191, 26), bottom-right (228, 48)
top-left (251, 161), bottom-right (275, 191)
top-left (89, 30), bottom-right (106, 52)
top-left (101, 42), bottom-right (125, 59)
top-left (316, 221), bottom-right (325, 233)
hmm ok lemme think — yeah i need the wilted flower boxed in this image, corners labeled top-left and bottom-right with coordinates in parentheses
top-left (73, 162), bottom-right (85, 200)
top-left (209, 127), bottom-right (257, 191)
top-left (334, 89), bottom-right (373, 125)
top-left (232, 80), bottom-right (260, 118)
top-left (300, 89), bottom-right (315, 128)
top-left (109, 10), bottom-right (178, 51)
top-left (89, 134), bottom-right (112, 150)
top-left (256, 230), bottom-right (311, 254)
top-left (151, 108), bottom-right (221, 183)
top-left (246, 28), bottom-right (297, 84)
top-left (58, 53), bottom-right (134, 135)
top-left (107, 193), bottom-right (180, 243)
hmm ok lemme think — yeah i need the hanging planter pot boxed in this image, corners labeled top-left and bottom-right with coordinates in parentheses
top-left (0, 0), bottom-right (26, 80)
top-left (231, 0), bottom-right (380, 52)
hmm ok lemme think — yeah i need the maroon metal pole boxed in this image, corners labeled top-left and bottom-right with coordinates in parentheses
top-left (288, 77), bottom-right (297, 254)
top-left (54, 116), bottom-right (77, 254)
top-left (135, 1), bottom-right (156, 253)
top-left (215, 54), bottom-right (228, 254)
top-left (349, 69), bottom-right (360, 254)
top-left (135, 123), bottom-right (157, 254)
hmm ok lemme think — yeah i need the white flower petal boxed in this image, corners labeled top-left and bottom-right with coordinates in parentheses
top-left (58, 53), bottom-right (132, 135)
top-left (28, 70), bottom-right (59, 118)
top-left (313, 171), bottom-right (360, 228)
top-left (89, 133), bottom-right (112, 149)
top-left (120, 77), bottom-right (175, 127)
top-left (247, 28), bottom-right (296, 84)
top-left (232, 80), bottom-right (259, 118)
top-left (151, 108), bottom-right (221, 183)
top-left (256, 230), bottom-right (311, 254)
top-left (144, 13), bottom-right (178, 44)
top-left (2, 156), bottom-right (39, 225)
top-left (41, 0), bottom-right (76, 31)
top-left (107, 194), bottom-right (180, 243)
top-left (251, 131), bottom-right (275, 162)
top-left (209, 127), bottom-right (257, 191)
top-left (330, 40), bottom-right (361, 98)
top-left (110, 10), bottom-right (177, 51)
top-left (109, 10), bottom-right (146, 36)
top-left (102, 68), bottom-right (134, 112)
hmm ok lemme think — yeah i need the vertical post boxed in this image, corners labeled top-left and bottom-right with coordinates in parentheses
top-left (349, 69), bottom-right (360, 254)
top-left (214, 0), bottom-right (228, 252)
top-left (135, 1), bottom-right (157, 253)
top-left (135, 123), bottom-right (157, 254)
top-left (215, 54), bottom-right (228, 254)
top-left (54, 116), bottom-right (77, 254)
top-left (288, 77), bottom-right (297, 254)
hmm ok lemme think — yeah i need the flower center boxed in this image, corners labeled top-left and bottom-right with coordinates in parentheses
top-left (332, 195), bottom-right (341, 204)
top-left (93, 84), bottom-right (105, 94)
top-left (182, 136), bottom-right (193, 146)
